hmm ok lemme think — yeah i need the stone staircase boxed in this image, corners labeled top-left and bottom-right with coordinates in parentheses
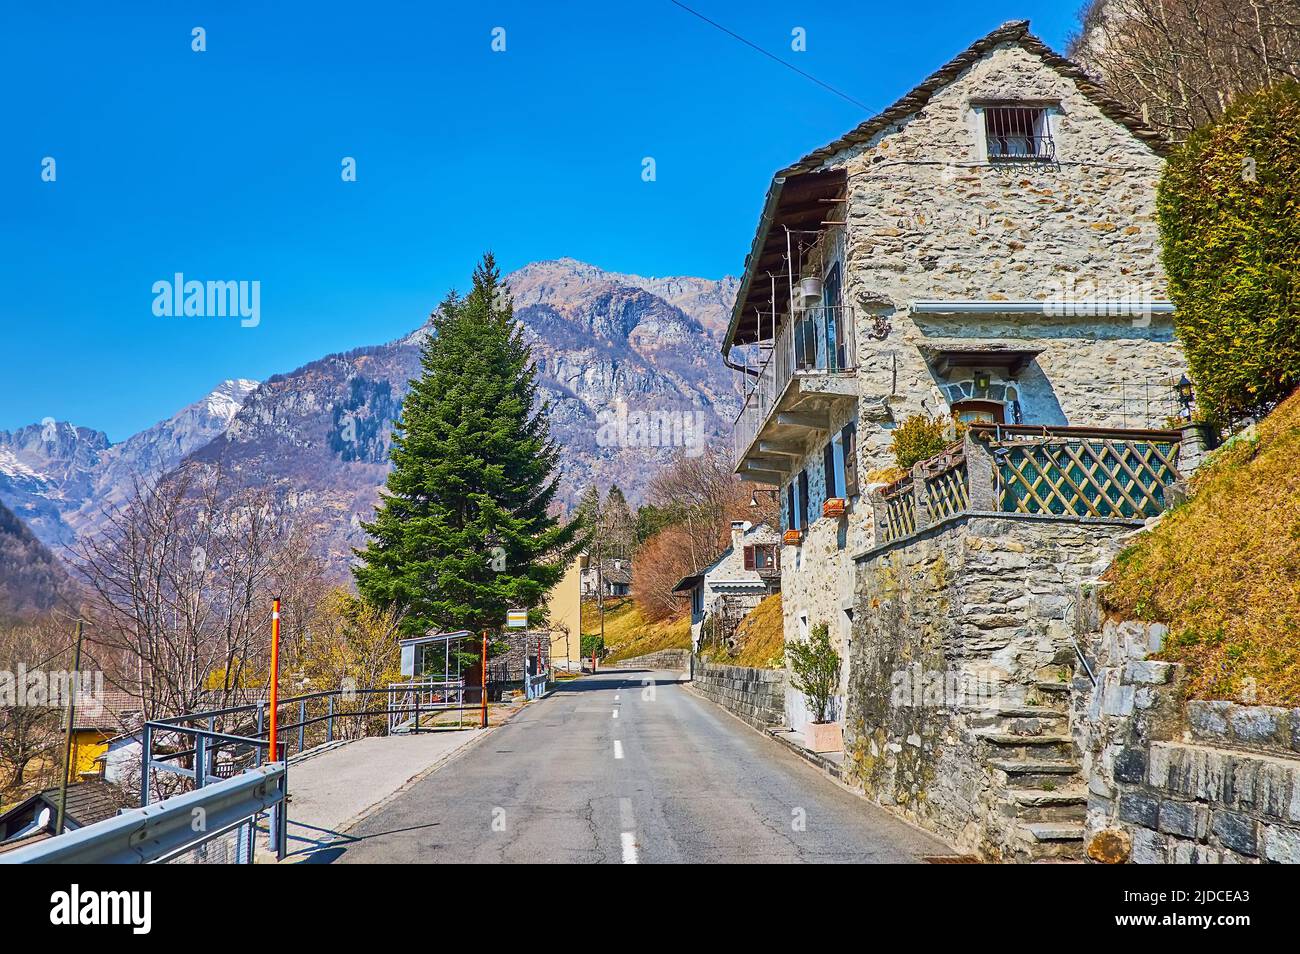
top-left (974, 678), bottom-right (1087, 861)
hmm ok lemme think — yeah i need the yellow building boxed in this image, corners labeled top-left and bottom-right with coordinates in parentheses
top-left (544, 555), bottom-right (584, 672)
top-left (68, 689), bottom-right (140, 779)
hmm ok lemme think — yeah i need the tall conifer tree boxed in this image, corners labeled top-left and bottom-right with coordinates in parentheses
top-left (354, 254), bottom-right (580, 640)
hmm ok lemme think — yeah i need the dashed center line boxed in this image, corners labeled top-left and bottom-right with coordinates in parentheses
top-left (613, 740), bottom-right (624, 760)
top-left (612, 709), bottom-right (619, 718)
top-left (620, 831), bottom-right (638, 864)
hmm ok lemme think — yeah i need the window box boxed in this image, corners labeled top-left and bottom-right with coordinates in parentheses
top-left (783, 529), bottom-right (803, 546)
top-left (822, 497), bottom-right (847, 519)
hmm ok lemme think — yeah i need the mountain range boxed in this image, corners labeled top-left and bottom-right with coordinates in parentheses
top-left (0, 259), bottom-right (740, 581)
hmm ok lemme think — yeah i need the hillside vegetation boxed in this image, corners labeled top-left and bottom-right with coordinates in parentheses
top-left (702, 593), bottom-right (785, 669)
top-left (1103, 389), bottom-right (1300, 704)
top-left (587, 598), bottom-right (691, 663)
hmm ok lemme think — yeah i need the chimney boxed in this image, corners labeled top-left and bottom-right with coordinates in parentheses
top-left (730, 520), bottom-right (750, 552)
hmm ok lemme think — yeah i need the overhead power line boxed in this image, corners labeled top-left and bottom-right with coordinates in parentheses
top-left (667, 0), bottom-right (873, 113)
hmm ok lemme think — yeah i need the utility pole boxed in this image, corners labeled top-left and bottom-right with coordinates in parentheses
top-left (268, 597), bottom-right (282, 761)
top-left (55, 618), bottom-right (85, 836)
top-left (480, 629), bottom-right (488, 728)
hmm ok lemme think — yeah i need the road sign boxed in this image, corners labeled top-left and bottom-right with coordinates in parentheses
top-left (506, 609), bottom-right (528, 629)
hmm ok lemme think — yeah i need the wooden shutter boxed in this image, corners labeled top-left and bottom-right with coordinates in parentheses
top-left (743, 545), bottom-right (755, 570)
top-left (823, 440), bottom-right (838, 499)
top-left (843, 422), bottom-right (859, 498)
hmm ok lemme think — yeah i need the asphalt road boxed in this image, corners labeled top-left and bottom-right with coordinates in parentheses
top-left (332, 669), bottom-right (949, 864)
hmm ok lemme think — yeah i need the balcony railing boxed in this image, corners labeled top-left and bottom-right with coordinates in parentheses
top-left (873, 424), bottom-right (1183, 546)
top-left (732, 304), bottom-right (857, 469)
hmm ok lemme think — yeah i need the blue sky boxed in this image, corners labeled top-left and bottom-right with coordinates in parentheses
top-left (0, 1), bottom-right (1080, 440)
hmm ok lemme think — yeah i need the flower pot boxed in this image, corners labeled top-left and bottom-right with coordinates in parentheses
top-left (783, 529), bottom-right (803, 546)
top-left (805, 721), bottom-right (843, 753)
top-left (822, 497), bottom-right (846, 519)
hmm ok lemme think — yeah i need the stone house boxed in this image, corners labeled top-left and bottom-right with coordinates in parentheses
top-left (580, 557), bottom-right (631, 598)
top-left (721, 20), bottom-right (1197, 859)
top-left (672, 521), bottom-right (781, 653)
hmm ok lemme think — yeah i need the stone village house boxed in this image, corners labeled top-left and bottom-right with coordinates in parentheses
top-left (721, 21), bottom-right (1203, 860)
top-left (672, 520), bottom-right (782, 653)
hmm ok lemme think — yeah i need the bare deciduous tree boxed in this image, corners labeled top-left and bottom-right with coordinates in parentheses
top-left (1069, 0), bottom-right (1300, 140)
top-left (0, 619), bottom-right (69, 797)
top-left (73, 465), bottom-right (324, 725)
top-left (633, 447), bottom-right (780, 621)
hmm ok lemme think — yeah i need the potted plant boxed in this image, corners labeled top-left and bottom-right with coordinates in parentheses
top-left (786, 622), bottom-right (843, 752)
top-left (783, 528), bottom-right (803, 546)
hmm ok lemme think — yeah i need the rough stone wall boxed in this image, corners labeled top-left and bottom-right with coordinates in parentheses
top-left (844, 514), bottom-right (1129, 857)
top-left (692, 662), bottom-right (787, 730)
top-left (1075, 618), bottom-right (1300, 863)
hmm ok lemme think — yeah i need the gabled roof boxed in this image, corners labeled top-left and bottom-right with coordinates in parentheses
top-left (723, 20), bottom-right (1169, 352)
top-left (671, 522), bottom-right (778, 593)
top-left (779, 20), bottom-right (1167, 179)
top-left (72, 688), bottom-right (143, 733)
top-left (0, 779), bottom-right (122, 843)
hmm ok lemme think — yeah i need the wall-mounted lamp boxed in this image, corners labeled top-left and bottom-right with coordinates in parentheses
top-left (1175, 374), bottom-right (1195, 419)
top-left (750, 488), bottom-right (781, 508)
top-left (974, 370), bottom-right (992, 391)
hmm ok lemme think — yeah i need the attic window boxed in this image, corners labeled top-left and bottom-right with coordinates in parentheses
top-left (983, 106), bottom-right (1054, 162)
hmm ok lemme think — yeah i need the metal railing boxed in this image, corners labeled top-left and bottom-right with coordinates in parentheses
top-left (0, 765), bottom-right (285, 865)
top-left (874, 424), bottom-right (1183, 545)
top-left (387, 679), bottom-right (466, 734)
top-left (733, 304), bottom-right (857, 467)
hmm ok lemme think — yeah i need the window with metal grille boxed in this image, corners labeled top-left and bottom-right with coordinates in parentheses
top-left (983, 106), bottom-right (1054, 161)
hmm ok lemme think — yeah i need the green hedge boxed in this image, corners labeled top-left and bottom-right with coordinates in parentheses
top-left (1157, 82), bottom-right (1300, 426)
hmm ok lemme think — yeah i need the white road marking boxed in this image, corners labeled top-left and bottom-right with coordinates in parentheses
top-left (613, 740), bottom-right (624, 760)
top-left (614, 694), bottom-right (620, 701)
top-left (612, 709), bottom-right (619, 718)
top-left (621, 831), bottom-right (638, 864)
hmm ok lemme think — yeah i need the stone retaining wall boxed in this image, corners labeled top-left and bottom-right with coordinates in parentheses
top-left (844, 514), bottom-right (1130, 859)
top-left (609, 649), bottom-right (689, 671)
top-left (1075, 618), bottom-right (1300, 863)
top-left (691, 662), bottom-right (787, 729)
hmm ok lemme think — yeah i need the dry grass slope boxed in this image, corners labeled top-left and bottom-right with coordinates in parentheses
top-left (1103, 389), bottom-right (1300, 705)
top-left (702, 592), bottom-right (785, 669)
top-left (587, 598), bottom-right (691, 663)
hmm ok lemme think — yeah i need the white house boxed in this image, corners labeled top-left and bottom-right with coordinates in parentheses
top-left (672, 521), bottom-right (782, 652)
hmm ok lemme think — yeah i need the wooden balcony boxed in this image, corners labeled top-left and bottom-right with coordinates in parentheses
top-left (732, 305), bottom-right (857, 482)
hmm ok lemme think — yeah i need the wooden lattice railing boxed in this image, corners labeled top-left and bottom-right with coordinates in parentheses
top-left (880, 476), bottom-right (918, 542)
top-left (988, 430), bottom-right (1180, 519)
top-left (924, 451), bottom-right (970, 524)
top-left (872, 424), bottom-right (1183, 545)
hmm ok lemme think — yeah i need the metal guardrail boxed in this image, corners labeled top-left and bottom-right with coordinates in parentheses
top-left (0, 765), bottom-right (285, 865)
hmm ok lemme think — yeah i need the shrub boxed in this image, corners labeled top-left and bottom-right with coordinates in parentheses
top-left (1157, 82), bottom-right (1300, 426)
top-left (890, 414), bottom-right (952, 469)
top-left (786, 622), bottom-right (841, 724)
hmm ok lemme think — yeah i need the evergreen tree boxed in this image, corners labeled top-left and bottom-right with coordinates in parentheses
top-left (574, 484), bottom-right (602, 549)
top-left (602, 484), bottom-right (636, 561)
top-left (354, 253), bottom-right (580, 640)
